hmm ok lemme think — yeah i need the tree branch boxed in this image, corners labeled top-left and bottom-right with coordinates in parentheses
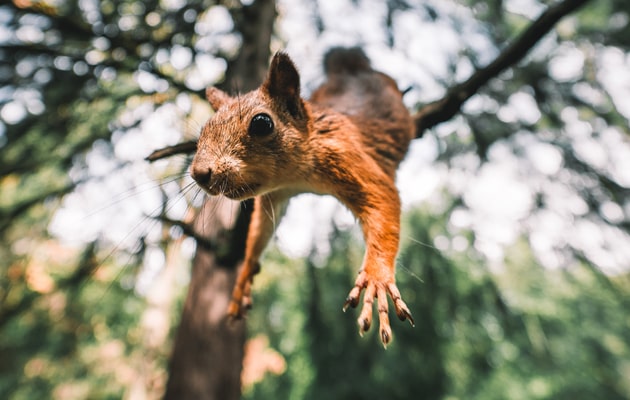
top-left (155, 215), bottom-right (216, 251)
top-left (413, 0), bottom-right (592, 137)
top-left (0, 182), bottom-right (76, 234)
top-left (145, 141), bottom-right (197, 162)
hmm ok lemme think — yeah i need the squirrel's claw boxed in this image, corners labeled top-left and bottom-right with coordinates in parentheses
top-left (227, 282), bottom-right (253, 319)
top-left (227, 292), bottom-right (248, 319)
top-left (227, 262), bottom-right (259, 319)
top-left (343, 272), bottom-right (366, 311)
top-left (345, 270), bottom-right (413, 347)
top-left (387, 282), bottom-right (415, 327)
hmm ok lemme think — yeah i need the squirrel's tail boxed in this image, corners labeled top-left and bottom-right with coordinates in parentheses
top-left (323, 47), bottom-right (371, 75)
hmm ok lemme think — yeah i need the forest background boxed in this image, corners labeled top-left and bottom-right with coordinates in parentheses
top-left (1, 0), bottom-right (630, 399)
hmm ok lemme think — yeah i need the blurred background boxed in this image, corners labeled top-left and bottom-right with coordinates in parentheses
top-left (1, 0), bottom-right (630, 399)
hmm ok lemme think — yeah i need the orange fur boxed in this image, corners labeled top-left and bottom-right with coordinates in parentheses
top-left (190, 47), bottom-right (415, 346)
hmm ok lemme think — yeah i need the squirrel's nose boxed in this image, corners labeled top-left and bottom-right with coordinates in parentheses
top-left (190, 163), bottom-right (212, 186)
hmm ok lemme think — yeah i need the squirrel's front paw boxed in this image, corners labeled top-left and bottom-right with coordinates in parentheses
top-left (227, 279), bottom-right (253, 319)
top-left (227, 262), bottom-right (259, 319)
top-left (343, 270), bottom-right (414, 347)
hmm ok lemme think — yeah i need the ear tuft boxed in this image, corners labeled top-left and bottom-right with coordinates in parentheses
top-left (263, 52), bottom-right (301, 102)
top-left (263, 52), bottom-right (305, 119)
top-left (206, 87), bottom-right (231, 111)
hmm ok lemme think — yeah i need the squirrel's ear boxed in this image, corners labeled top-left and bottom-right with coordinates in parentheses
top-left (263, 52), bottom-right (304, 118)
top-left (206, 87), bottom-right (230, 111)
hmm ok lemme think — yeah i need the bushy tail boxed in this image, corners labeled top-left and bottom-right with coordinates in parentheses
top-left (323, 47), bottom-right (372, 75)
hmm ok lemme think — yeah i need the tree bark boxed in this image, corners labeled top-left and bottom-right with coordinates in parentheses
top-left (163, 199), bottom-right (249, 400)
top-left (163, 1), bottom-right (277, 399)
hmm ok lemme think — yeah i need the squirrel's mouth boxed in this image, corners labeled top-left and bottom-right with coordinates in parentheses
top-left (199, 174), bottom-right (260, 200)
top-left (220, 183), bottom-right (260, 200)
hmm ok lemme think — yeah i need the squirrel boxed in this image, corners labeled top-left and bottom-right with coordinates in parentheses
top-left (190, 47), bottom-right (415, 346)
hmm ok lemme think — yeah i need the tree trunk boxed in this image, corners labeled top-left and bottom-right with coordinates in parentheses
top-left (164, 1), bottom-right (277, 398)
top-left (164, 199), bottom-right (249, 400)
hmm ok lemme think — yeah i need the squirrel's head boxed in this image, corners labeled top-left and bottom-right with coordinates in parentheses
top-left (190, 52), bottom-right (310, 200)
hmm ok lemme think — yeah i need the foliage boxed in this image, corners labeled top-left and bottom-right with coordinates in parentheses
top-left (243, 208), bottom-right (630, 400)
top-left (1, 245), bottom-right (139, 399)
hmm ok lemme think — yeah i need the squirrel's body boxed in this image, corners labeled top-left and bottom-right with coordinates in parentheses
top-left (191, 47), bottom-right (414, 346)
top-left (311, 48), bottom-right (414, 177)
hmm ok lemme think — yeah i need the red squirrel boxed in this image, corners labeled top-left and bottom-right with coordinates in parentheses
top-left (190, 47), bottom-right (415, 346)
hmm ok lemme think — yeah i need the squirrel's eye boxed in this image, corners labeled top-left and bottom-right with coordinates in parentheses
top-left (248, 113), bottom-right (274, 136)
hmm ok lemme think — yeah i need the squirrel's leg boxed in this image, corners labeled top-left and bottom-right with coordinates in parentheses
top-left (341, 184), bottom-right (414, 347)
top-left (228, 190), bottom-right (291, 318)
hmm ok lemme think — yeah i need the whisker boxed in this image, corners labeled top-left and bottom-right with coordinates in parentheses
top-left (396, 235), bottom-right (440, 285)
top-left (195, 194), bottom-right (226, 238)
top-left (405, 235), bottom-right (439, 251)
top-left (87, 172), bottom-right (198, 295)
top-left (263, 194), bottom-right (278, 229)
top-left (188, 182), bottom-right (206, 209)
top-left (85, 173), bottom-right (191, 219)
top-left (161, 182), bottom-right (198, 218)
top-left (397, 262), bottom-right (425, 284)
top-left (88, 202), bottom-right (167, 299)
